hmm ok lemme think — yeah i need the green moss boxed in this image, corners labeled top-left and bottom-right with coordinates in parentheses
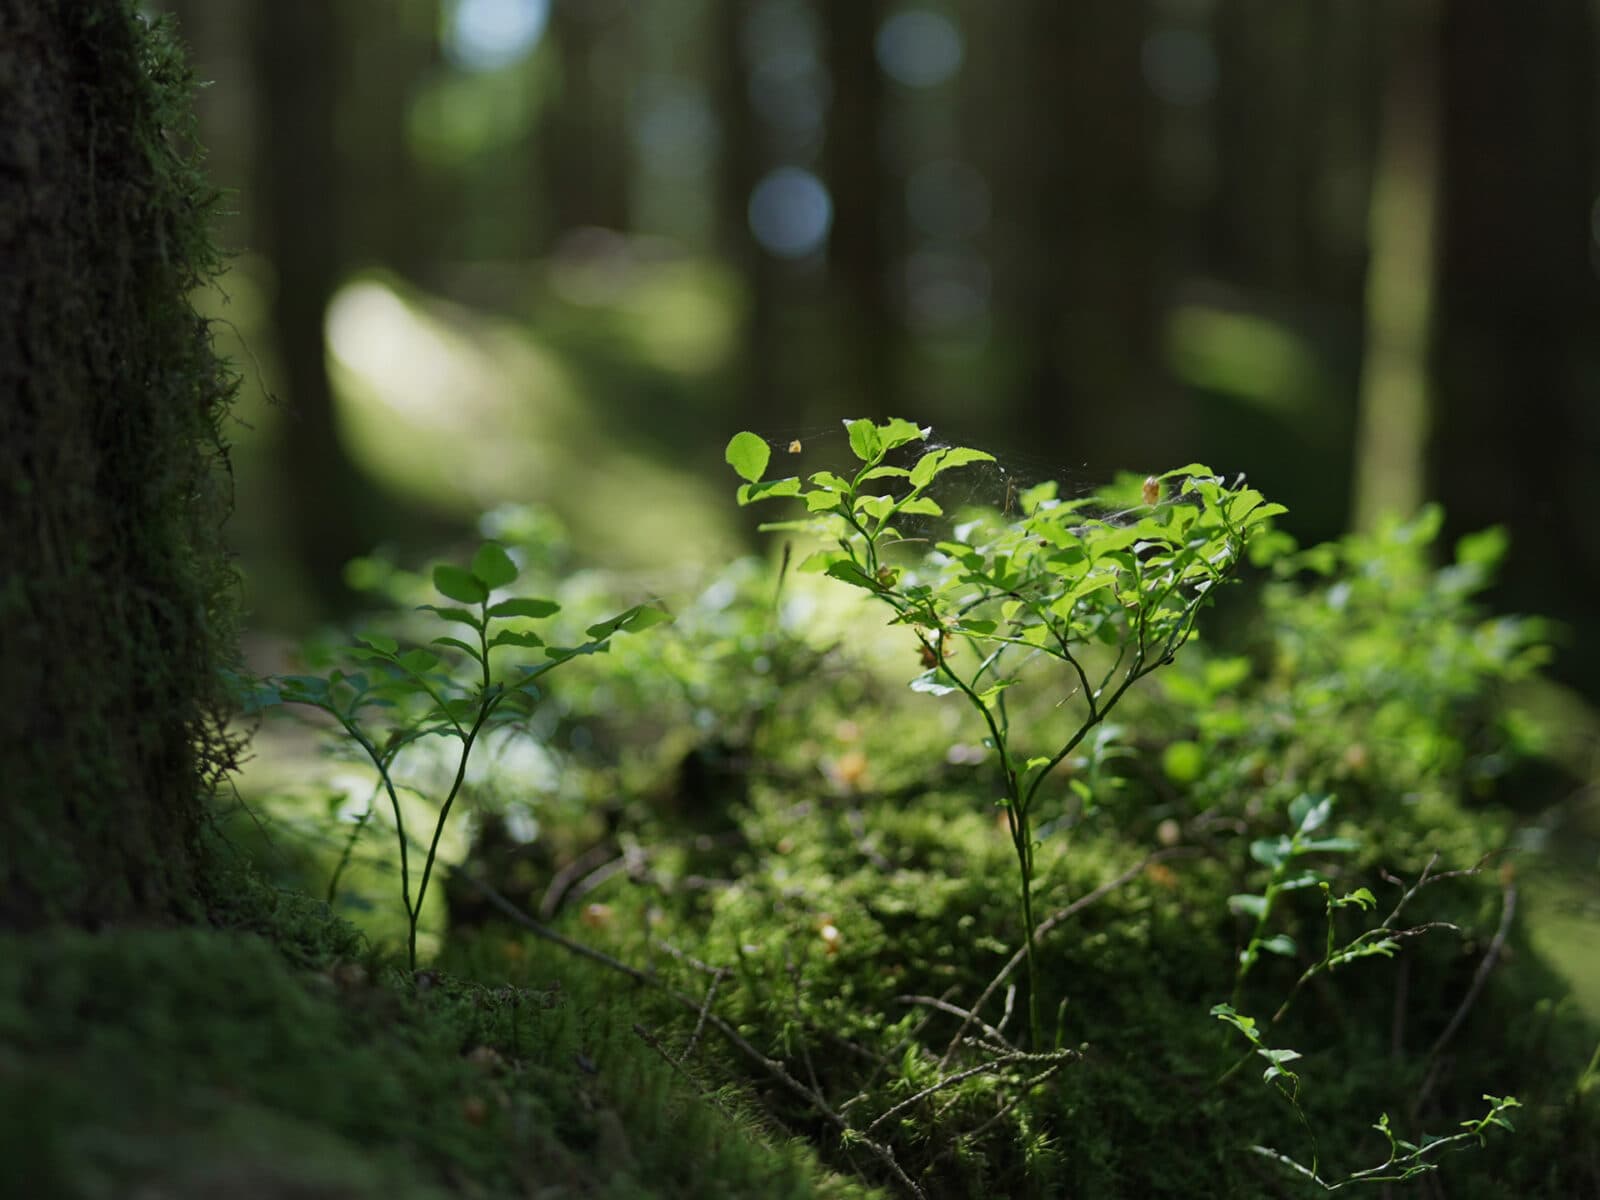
top-left (0, 871), bottom-right (881, 1200)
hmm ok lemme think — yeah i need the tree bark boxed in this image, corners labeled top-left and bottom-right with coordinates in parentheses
top-left (0, 0), bottom-right (239, 927)
top-left (540, 0), bottom-right (632, 240)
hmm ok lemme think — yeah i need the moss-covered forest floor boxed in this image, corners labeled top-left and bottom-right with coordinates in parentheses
top-left (8, 513), bottom-right (1600, 1198)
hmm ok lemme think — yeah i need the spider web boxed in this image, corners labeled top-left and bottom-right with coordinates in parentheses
top-left (735, 420), bottom-right (1187, 546)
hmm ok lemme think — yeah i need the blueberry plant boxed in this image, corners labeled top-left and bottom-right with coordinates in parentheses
top-left (727, 418), bottom-right (1283, 1044)
top-left (251, 541), bottom-right (669, 970)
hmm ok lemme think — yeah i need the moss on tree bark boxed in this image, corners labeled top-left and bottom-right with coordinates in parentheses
top-left (0, 1), bottom-right (239, 928)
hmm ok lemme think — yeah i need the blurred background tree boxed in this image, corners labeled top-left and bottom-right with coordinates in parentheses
top-left (158, 0), bottom-right (1600, 698)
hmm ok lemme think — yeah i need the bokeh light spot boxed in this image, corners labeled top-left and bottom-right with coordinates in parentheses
top-left (748, 167), bottom-right (833, 259)
top-left (875, 10), bottom-right (963, 89)
top-left (446, 0), bottom-right (550, 73)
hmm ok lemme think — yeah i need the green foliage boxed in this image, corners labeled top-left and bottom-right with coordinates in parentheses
top-left (1150, 505), bottom-right (1549, 843)
top-left (251, 541), bottom-right (669, 969)
top-left (727, 419), bottom-right (1281, 1045)
top-left (218, 458), bottom-right (1597, 1198)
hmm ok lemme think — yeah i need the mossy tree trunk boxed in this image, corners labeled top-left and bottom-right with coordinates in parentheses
top-left (0, 1), bottom-right (238, 928)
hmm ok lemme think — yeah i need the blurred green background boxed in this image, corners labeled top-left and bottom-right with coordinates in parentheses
top-left (157, 0), bottom-right (1599, 707)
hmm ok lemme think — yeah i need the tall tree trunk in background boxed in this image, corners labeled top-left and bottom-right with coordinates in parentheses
top-left (1350, 0), bottom-right (1438, 530)
top-left (1432, 0), bottom-right (1600, 692)
top-left (820, 0), bottom-right (899, 418)
top-left (1002, 0), bottom-right (1160, 471)
top-left (0, 1), bottom-right (239, 927)
top-left (712, 0), bottom-right (794, 435)
top-left (1211, 1), bottom-right (1321, 295)
top-left (250, 0), bottom-right (374, 615)
top-left (346, 0), bottom-right (440, 280)
top-left (541, 0), bottom-right (632, 239)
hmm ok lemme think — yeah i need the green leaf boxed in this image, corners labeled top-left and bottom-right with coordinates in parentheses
top-left (1228, 893), bottom-right (1268, 919)
top-left (737, 478), bottom-right (803, 505)
top-left (878, 418), bottom-right (929, 450)
top-left (434, 564), bottom-right (488, 604)
top-left (1210, 1004), bottom-right (1261, 1044)
top-left (277, 674), bottom-right (332, 703)
top-left (909, 450), bottom-right (945, 489)
top-left (1159, 462), bottom-right (1216, 481)
top-left (431, 636), bottom-right (484, 662)
top-left (806, 490), bottom-right (844, 513)
top-left (488, 597), bottom-right (559, 619)
top-left (859, 465), bottom-right (911, 481)
top-left (725, 431), bottom-right (770, 483)
top-left (1244, 502), bottom-right (1289, 528)
top-left (418, 604), bottom-right (484, 631)
top-left (1162, 740), bottom-right (1205, 784)
top-left (756, 519), bottom-right (820, 533)
top-left (1329, 939), bottom-right (1400, 967)
top-left (585, 604), bottom-right (673, 639)
top-left (977, 679), bottom-right (1018, 705)
top-left (236, 682), bottom-right (283, 713)
top-left (471, 542), bottom-right (518, 590)
top-left (856, 494), bottom-right (893, 522)
top-left (1298, 836), bottom-right (1359, 856)
top-left (1337, 887), bottom-right (1377, 911)
top-left (544, 641), bottom-right (612, 664)
top-left (397, 649), bottom-right (440, 674)
top-left (845, 419), bottom-right (883, 462)
top-left (909, 671), bottom-right (956, 697)
top-left (809, 471), bottom-right (852, 490)
top-left (490, 629), bottom-right (545, 649)
top-left (911, 446), bottom-right (995, 488)
top-left (1259, 834), bottom-right (1296, 866)
top-left (1290, 794), bottom-right (1333, 834)
top-left (796, 549), bottom-right (842, 573)
top-left (898, 496), bottom-right (943, 517)
top-left (356, 632), bottom-right (398, 655)
top-left (1259, 934), bottom-right (1297, 958)
top-left (824, 560), bottom-right (882, 591)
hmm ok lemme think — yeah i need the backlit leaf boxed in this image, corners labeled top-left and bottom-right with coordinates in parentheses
top-left (471, 542), bottom-right (518, 590)
top-left (846, 419), bottom-right (883, 462)
top-left (434, 564), bottom-right (487, 604)
top-left (725, 431), bottom-right (770, 483)
top-left (488, 598), bottom-right (559, 619)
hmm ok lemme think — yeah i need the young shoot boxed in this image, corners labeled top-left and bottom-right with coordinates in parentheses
top-left (250, 541), bottom-right (669, 971)
top-left (727, 419), bottom-right (1283, 1044)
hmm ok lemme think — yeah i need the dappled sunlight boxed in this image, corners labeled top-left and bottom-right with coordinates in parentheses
top-left (325, 274), bottom-right (742, 568)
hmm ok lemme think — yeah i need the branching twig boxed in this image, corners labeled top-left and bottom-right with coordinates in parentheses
top-left (460, 872), bottom-right (926, 1197)
top-left (632, 1022), bottom-right (739, 1122)
top-left (539, 839), bottom-right (620, 920)
top-left (896, 994), bottom-right (1013, 1050)
top-left (865, 1046), bottom-right (1080, 1137)
top-left (686, 967), bottom-right (729, 1061)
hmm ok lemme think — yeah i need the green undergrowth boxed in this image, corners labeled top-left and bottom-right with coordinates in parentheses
top-left (493, 780), bottom-right (1596, 1197)
top-left (0, 871), bottom-right (880, 1200)
top-left (231, 487), bottom-right (1600, 1196)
